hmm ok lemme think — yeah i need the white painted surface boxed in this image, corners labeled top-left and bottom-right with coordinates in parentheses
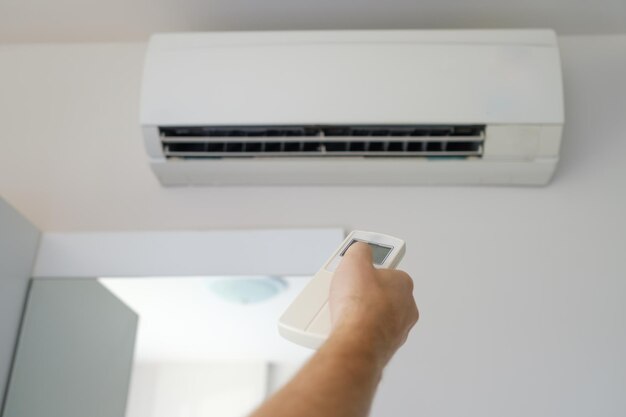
top-left (99, 276), bottom-right (313, 362)
top-left (0, 199), bottom-right (40, 411)
top-left (267, 362), bottom-right (301, 395)
top-left (125, 362), bottom-right (267, 417)
top-left (0, 0), bottom-right (625, 43)
top-left (1, 37), bottom-right (624, 232)
top-left (0, 36), bottom-right (625, 416)
top-left (142, 30), bottom-right (563, 125)
top-left (33, 229), bottom-right (344, 277)
top-left (3, 280), bottom-right (138, 417)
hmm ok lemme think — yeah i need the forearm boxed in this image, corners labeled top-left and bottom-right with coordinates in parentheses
top-left (250, 243), bottom-right (418, 417)
top-left (250, 325), bottom-right (386, 417)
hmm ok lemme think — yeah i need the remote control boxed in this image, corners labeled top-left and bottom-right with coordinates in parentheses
top-left (278, 230), bottom-right (406, 349)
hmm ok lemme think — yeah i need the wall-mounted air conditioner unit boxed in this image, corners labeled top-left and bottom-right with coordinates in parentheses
top-left (140, 30), bottom-right (563, 186)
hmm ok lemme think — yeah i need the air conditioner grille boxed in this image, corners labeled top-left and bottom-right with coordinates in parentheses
top-left (159, 125), bottom-right (485, 158)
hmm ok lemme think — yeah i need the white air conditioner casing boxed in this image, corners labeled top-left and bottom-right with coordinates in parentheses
top-left (140, 30), bottom-right (564, 186)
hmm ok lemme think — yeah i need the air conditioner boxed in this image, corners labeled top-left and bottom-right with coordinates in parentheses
top-left (140, 30), bottom-right (564, 186)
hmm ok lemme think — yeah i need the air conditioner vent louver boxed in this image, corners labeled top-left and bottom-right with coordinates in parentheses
top-left (160, 125), bottom-right (485, 158)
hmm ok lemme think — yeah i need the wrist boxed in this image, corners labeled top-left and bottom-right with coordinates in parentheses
top-left (326, 319), bottom-right (396, 371)
top-left (332, 301), bottom-right (402, 361)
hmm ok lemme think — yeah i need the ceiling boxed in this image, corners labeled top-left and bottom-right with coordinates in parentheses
top-left (0, 0), bottom-right (624, 43)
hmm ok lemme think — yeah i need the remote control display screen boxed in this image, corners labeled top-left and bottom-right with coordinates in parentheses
top-left (342, 240), bottom-right (393, 265)
top-left (369, 243), bottom-right (392, 264)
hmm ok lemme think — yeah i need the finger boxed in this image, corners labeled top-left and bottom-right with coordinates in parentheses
top-left (338, 241), bottom-right (374, 272)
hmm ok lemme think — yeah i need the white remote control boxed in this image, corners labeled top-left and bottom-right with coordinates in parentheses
top-left (278, 230), bottom-right (406, 349)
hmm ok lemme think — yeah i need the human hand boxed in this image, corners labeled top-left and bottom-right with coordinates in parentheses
top-left (329, 242), bottom-right (419, 364)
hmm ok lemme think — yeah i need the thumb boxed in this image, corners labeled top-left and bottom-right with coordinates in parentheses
top-left (336, 241), bottom-right (374, 273)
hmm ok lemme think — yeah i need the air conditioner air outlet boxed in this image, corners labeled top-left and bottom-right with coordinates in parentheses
top-left (162, 139), bottom-right (483, 158)
top-left (159, 124), bottom-right (485, 158)
top-left (159, 124), bottom-right (486, 139)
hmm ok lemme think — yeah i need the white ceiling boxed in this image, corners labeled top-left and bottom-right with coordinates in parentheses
top-left (0, 0), bottom-right (624, 43)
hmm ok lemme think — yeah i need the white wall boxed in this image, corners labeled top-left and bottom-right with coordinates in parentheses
top-left (126, 362), bottom-right (267, 417)
top-left (0, 198), bottom-right (39, 411)
top-left (2, 279), bottom-right (137, 417)
top-left (1, 37), bottom-right (625, 233)
top-left (267, 362), bottom-right (301, 395)
top-left (0, 0), bottom-right (625, 43)
top-left (0, 36), bottom-right (625, 416)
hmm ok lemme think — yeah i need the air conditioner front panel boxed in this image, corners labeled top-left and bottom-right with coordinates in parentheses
top-left (141, 31), bottom-right (563, 127)
top-left (150, 158), bottom-right (557, 186)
